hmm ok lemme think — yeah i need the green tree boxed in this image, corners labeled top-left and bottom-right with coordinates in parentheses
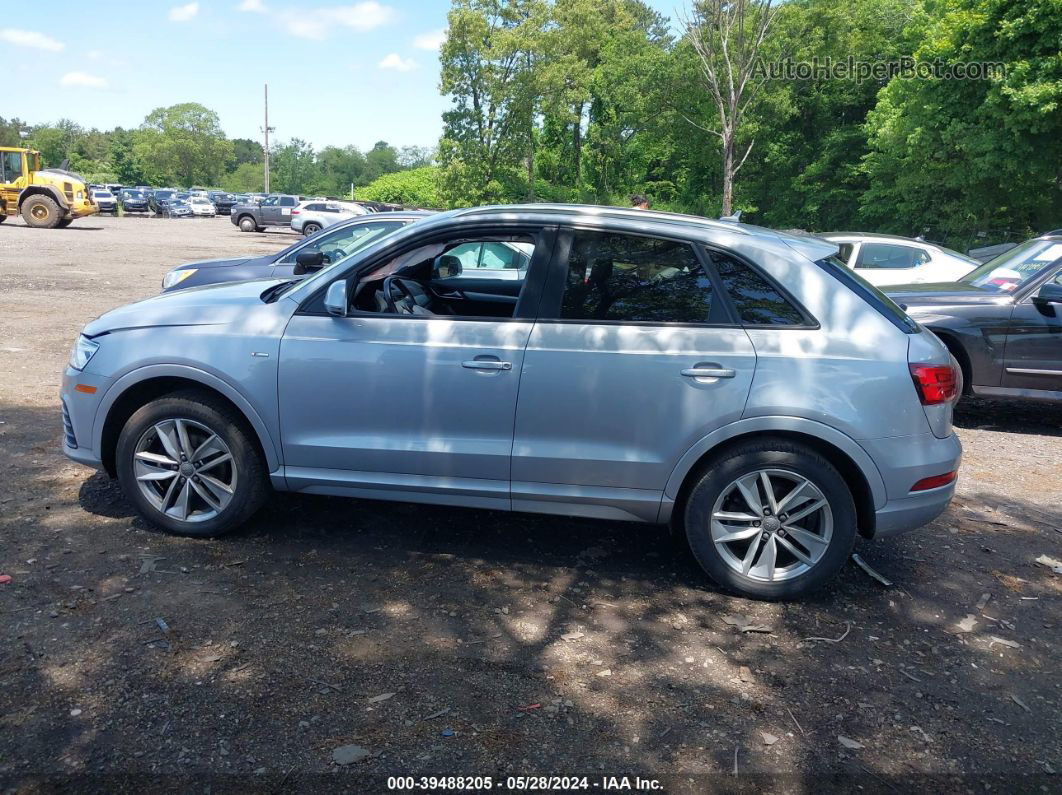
top-left (220, 162), bottom-right (265, 193)
top-left (0, 116), bottom-right (30, 147)
top-left (230, 137), bottom-right (263, 168)
top-left (861, 0), bottom-right (1062, 245)
top-left (269, 138), bottom-right (318, 194)
top-left (133, 103), bottom-right (234, 187)
top-left (28, 119), bottom-right (85, 168)
top-left (358, 166), bottom-right (443, 207)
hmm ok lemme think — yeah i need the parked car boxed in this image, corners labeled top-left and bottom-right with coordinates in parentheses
top-left (90, 189), bottom-right (117, 214)
top-left (118, 189), bottom-right (150, 213)
top-left (886, 233), bottom-right (1062, 404)
top-left (230, 194), bottom-right (300, 232)
top-left (208, 191), bottom-right (236, 215)
top-left (63, 205), bottom-right (961, 600)
top-left (160, 199), bottom-right (193, 218)
top-left (187, 196), bottom-right (217, 217)
top-left (150, 189), bottom-right (178, 214)
top-left (291, 200), bottom-right (368, 235)
top-left (161, 212), bottom-right (427, 291)
top-left (821, 233), bottom-right (978, 286)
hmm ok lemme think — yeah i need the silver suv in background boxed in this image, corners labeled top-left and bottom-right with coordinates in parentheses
top-left (291, 200), bottom-right (368, 236)
top-left (60, 205), bottom-right (961, 600)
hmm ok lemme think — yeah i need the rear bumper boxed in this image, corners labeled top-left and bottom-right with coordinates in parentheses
top-left (863, 431), bottom-right (962, 538)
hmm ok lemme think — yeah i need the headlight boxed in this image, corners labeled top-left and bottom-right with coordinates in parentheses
top-left (162, 268), bottom-right (198, 289)
top-left (70, 335), bottom-right (99, 370)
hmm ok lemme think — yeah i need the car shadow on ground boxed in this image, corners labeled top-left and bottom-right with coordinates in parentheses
top-left (953, 396), bottom-right (1062, 437)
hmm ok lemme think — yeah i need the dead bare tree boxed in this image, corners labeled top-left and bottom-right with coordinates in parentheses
top-left (681, 0), bottom-right (778, 216)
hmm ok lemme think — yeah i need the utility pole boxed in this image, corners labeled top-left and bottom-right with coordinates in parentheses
top-left (261, 83), bottom-right (275, 194)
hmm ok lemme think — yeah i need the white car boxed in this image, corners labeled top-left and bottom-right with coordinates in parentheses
top-left (291, 200), bottom-right (369, 235)
top-left (822, 233), bottom-right (978, 286)
top-left (187, 196), bottom-right (217, 217)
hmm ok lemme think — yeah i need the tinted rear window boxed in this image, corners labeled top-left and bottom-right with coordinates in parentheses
top-left (816, 255), bottom-right (919, 333)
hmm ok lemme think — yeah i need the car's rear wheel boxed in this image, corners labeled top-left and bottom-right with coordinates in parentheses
top-left (238, 216), bottom-right (258, 232)
top-left (683, 439), bottom-right (857, 600)
top-left (116, 391), bottom-right (269, 537)
top-left (302, 222), bottom-right (322, 236)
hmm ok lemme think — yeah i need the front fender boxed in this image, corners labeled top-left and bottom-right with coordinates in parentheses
top-left (659, 416), bottom-right (888, 522)
top-left (91, 363), bottom-right (282, 473)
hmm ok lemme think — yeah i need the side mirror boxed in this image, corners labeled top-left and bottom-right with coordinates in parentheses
top-left (294, 250), bottom-right (325, 275)
top-left (435, 254), bottom-right (462, 277)
top-left (324, 280), bottom-right (349, 317)
top-left (1034, 282), bottom-right (1062, 305)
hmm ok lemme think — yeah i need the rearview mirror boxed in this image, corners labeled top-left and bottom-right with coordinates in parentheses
top-left (1034, 282), bottom-right (1062, 305)
top-left (324, 281), bottom-right (349, 317)
top-left (294, 250), bottom-right (325, 275)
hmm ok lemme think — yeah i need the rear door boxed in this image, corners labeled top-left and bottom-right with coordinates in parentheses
top-left (1002, 263), bottom-right (1062, 394)
top-left (510, 227), bottom-right (757, 521)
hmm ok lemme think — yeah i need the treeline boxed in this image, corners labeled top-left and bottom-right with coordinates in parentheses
top-left (434, 0), bottom-right (1062, 248)
top-left (0, 104), bottom-right (432, 199)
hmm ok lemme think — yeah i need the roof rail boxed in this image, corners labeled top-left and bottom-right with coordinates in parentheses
top-left (452, 203), bottom-right (750, 235)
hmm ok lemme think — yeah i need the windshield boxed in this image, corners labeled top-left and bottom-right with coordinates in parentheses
top-left (961, 238), bottom-right (1062, 293)
top-left (123, 190), bottom-right (145, 199)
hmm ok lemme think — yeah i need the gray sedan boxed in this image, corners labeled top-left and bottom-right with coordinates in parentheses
top-left (161, 212), bottom-right (429, 291)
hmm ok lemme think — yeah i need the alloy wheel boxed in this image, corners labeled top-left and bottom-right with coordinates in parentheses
top-left (132, 418), bottom-right (237, 523)
top-left (709, 468), bottom-right (833, 582)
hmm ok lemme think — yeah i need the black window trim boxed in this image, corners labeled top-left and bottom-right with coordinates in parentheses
top-left (295, 222), bottom-right (558, 323)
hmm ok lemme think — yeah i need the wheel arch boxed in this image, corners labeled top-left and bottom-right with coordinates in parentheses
top-left (19, 185), bottom-right (68, 210)
top-left (95, 367), bottom-right (280, 477)
top-left (928, 328), bottom-right (973, 396)
top-left (661, 418), bottom-right (885, 539)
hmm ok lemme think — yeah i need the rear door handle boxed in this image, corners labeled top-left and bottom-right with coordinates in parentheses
top-left (681, 367), bottom-right (736, 379)
top-left (462, 360), bottom-right (512, 371)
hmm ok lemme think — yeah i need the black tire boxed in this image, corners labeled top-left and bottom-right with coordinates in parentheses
top-left (115, 390), bottom-right (269, 537)
top-left (238, 216), bottom-right (259, 232)
top-left (21, 195), bottom-right (62, 228)
top-left (303, 222), bottom-right (322, 236)
top-left (683, 438), bottom-right (857, 600)
top-left (0, 213), bottom-right (6, 223)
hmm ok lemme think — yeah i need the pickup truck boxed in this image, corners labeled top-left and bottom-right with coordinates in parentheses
top-left (230, 194), bottom-right (300, 232)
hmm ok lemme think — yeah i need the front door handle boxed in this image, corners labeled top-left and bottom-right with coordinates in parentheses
top-left (462, 360), bottom-right (512, 371)
top-left (681, 367), bottom-right (736, 379)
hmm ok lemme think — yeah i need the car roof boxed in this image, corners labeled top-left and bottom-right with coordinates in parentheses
top-left (822, 232), bottom-right (934, 245)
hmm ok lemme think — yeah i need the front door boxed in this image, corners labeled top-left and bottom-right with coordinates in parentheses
top-left (1002, 266), bottom-right (1062, 394)
top-left (277, 225), bottom-right (554, 509)
top-left (511, 228), bottom-right (758, 521)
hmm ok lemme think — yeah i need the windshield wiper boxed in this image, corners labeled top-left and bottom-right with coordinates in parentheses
top-left (260, 280), bottom-right (300, 303)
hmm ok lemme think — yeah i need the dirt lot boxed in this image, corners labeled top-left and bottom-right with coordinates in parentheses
top-left (0, 214), bottom-right (1059, 792)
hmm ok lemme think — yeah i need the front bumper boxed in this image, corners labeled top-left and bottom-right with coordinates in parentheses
top-left (122, 203), bottom-right (149, 212)
top-left (60, 366), bottom-right (112, 471)
top-left (68, 198), bottom-right (98, 219)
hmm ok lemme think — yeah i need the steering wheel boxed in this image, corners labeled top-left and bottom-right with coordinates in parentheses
top-left (382, 276), bottom-right (423, 314)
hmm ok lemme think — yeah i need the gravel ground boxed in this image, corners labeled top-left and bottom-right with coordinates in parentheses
top-left (0, 214), bottom-right (1059, 792)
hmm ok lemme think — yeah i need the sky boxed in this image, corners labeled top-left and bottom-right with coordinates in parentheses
top-left (3, 0), bottom-right (677, 152)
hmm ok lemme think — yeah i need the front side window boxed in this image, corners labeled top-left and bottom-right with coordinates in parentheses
top-left (281, 220), bottom-right (404, 265)
top-left (855, 242), bottom-right (929, 270)
top-left (558, 230), bottom-right (715, 323)
top-left (2, 151), bottom-right (24, 182)
top-left (711, 251), bottom-right (806, 326)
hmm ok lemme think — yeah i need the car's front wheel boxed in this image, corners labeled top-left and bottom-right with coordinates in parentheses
top-left (683, 439), bottom-right (857, 600)
top-left (116, 391), bottom-right (269, 537)
top-left (238, 216), bottom-right (258, 232)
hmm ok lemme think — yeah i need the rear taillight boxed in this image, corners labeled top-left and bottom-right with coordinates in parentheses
top-left (911, 471), bottom-right (957, 492)
top-left (291, 209), bottom-right (300, 214)
top-left (909, 363), bottom-right (957, 405)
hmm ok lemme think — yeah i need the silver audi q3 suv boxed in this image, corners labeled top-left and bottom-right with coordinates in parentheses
top-left (61, 205), bottom-right (961, 599)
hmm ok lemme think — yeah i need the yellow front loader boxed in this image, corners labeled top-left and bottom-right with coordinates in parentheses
top-left (0, 147), bottom-right (97, 228)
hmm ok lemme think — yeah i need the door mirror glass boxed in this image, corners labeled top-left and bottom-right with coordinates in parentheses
top-left (324, 281), bottom-right (349, 316)
top-left (434, 254), bottom-right (463, 277)
top-left (294, 250), bottom-right (326, 275)
top-left (1034, 281), bottom-right (1062, 304)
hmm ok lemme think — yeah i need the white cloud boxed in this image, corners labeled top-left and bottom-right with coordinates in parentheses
top-left (378, 52), bottom-right (416, 72)
top-left (168, 2), bottom-right (199, 22)
top-left (413, 29), bottom-right (446, 50)
top-left (59, 71), bottom-right (109, 89)
top-left (282, 2), bottom-right (396, 40)
top-left (0, 28), bottom-right (64, 52)
top-left (237, 0), bottom-right (265, 11)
